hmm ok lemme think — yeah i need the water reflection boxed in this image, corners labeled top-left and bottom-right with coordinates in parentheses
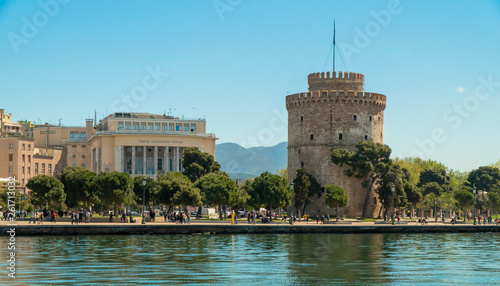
top-left (0, 233), bottom-right (499, 284)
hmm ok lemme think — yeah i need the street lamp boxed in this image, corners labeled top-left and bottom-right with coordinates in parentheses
top-left (142, 177), bottom-right (147, 224)
top-left (473, 184), bottom-right (477, 225)
top-left (390, 183), bottom-right (395, 225)
top-left (290, 182), bottom-right (294, 225)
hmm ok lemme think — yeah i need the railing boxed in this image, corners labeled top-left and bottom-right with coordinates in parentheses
top-left (93, 130), bottom-right (217, 138)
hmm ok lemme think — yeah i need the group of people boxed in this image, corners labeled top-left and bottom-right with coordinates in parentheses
top-left (70, 210), bottom-right (90, 224)
top-left (164, 211), bottom-right (191, 224)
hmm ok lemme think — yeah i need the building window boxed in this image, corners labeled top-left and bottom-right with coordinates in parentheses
top-left (35, 163), bottom-right (38, 175)
top-left (82, 145), bottom-right (86, 148)
top-left (22, 167), bottom-right (25, 174)
top-left (133, 122), bottom-right (139, 130)
top-left (72, 145), bottom-right (77, 148)
top-left (72, 163), bottom-right (77, 167)
top-left (48, 164), bottom-right (52, 175)
top-left (22, 144), bottom-right (25, 150)
top-left (8, 166), bottom-right (13, 174)
top-left (28, 155), bottom-right (31, 163)
top-left (191, 124), bottom-right (196, 132)
top-left (22, 179), bottom-right (24, 186)
top-left (81, 163), bottom-right (86, 168)
top-left (118, 121), bottom-right (124, 130)
top-left (176, 124), bottom-right (181, 131)
top-left (28, 144), bottom-right (31, 151)
top-left (169, 123), bottom-right (174, 131)
top-left (184, 124), bottom-right (189, 131)
top-left (148, 147), bottom-right (152, 152)
top-left (8, 143), bottom-right (13, 149)
top-left (141, 123), bottom-right (146, 130)
top-left (155, 123), bottom-right (161, 131)
top-left (353, 115), bottom-right (357, 120)
top-left (72, 154), bottom-right (77, 158)
top-left (169, 159), bottom-right (173, 171)
top-left (82, 154), bottom-right (86, 158)
top-left (70, 131), bottom-right (79, 139)
top-left (81, 132), bottom-right (86, 140)
top-left (22, 154), bottom-right (25, 162)
top-left (300, 116), bottom-right (303, 122)
top-left (339, 133), bottom-right (343, 140)
top-left (137, 147), bottom-right (142, 152)
top-left (378, 116), bottom-right (381, 121)
top-left (301, 162), bottom-right (304, 167)
top-left (27, 167), bottom-right (30, 175)
top-left (298, 149), bottom-right (300, 154)
top-left (42, 164), bottom-right (46, 174)
top-left (9, 154), bottom-right (13, 161)
top-left (126, 122), bottom-right (131, 130)
top-left (365, 135), bottom-right (368, 140)
top-left (162, 124), bottom-right (167, 131)
top-left (369, 116), bottom-right (372, 121)
top-left (148, 123), bottom-right (153, 130)
top-left (310, 134), bottom-right (313, 140)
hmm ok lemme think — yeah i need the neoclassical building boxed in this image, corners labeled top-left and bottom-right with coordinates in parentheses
top-left (88, 112), bottom-right (217, 177)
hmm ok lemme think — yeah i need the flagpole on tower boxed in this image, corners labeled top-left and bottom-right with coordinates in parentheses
top-left (333, 19), bottom-right (336, 72)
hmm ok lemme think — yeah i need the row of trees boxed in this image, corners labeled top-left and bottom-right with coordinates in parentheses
top-left (23, 147), bottom-right (294, 218)
top-left (329, 141), bottom-right (500, 219)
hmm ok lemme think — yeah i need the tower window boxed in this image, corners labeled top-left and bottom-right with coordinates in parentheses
top-left (378, 116), bottom-right (381, 121)
top-left (339, 133), bottom-right (343, 140)
top-left (353, 115), bottom-right (357, 120)
top-left (310, 134), bottom-right (313, 140)
top-left (369, 116), bottom-right (372, 121)
top-left (301, 162), bottom-right (304, 167)
top-left (300, 116), bottom-right (303, 122)
top-left (298, 149), bottom-right (300, 155)
top-left (365, 135), bottom-right (368, 140)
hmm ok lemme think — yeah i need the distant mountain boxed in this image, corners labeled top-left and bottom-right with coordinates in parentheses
top-left (215, 142), bottom-right (287, 180)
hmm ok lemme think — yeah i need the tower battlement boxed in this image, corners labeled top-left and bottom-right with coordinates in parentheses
top-left (308, 71), bottom-right (364, 92)
top-left (286, 90), bottom-right (386, 109)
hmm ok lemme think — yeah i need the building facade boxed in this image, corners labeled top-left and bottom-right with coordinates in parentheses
top-left (286, 71), bottom-right (387, 218)
top-left (89, 113), bottom-right (217, 177)
top-left (0, 110), bottom-right (217, 191)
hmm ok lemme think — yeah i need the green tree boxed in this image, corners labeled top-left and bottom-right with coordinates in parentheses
top-left (324, 184), bottom-right (349, 221)
top-left (418, 168), bottom-right (451, 196)
top-left (291, 167), bottom-right (321, 217)
top-left (487, 191), bottom-right (500, 217)
top-left (247, 172), bottom-right (291, 214)
top-left (26, 175), bottom-right (66, 209)
top-left (182, 147), bottom-right (221, 182)
top-left (58, 167), bottom-right (97, 209)
top-left (171, 186), bottom-right (203, 208)
top-left (156, 172), bottom-right (192, 210)
top-left (195, 173), bottom-right (238, 219)
top-left (454, 188), bottom-right (474, 219)
top-left (132, 176), bottom-right (160, 206)
top-left (467, 166), bottom-right (500, 192)
top-left (331, 141), bottom-right (391, 218)
top-left (94, 171), bottom-right (133, 214)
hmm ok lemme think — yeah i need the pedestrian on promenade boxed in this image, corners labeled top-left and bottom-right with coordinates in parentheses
top-left (122, 211), bottom-right (126, 223)
top-left (247, 213), bottom-right (251, 224)
top-left (109, 212), bottom-right (113, 222)
top-left (316, 214), bottom-right (320, 224)
top-left (397, 216), bottom-right (400, 224)
top-left (326, 214), bottom-right (330, 222)
top-left (52, 211), bottom-right (56, 223)
top-left (39, 212), bottom-right (44, 224)
top-left (30, 211), bottom-right (35, 224)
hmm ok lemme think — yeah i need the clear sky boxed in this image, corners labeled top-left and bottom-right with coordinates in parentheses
top-left (1, 0), bottom-right (499, 172)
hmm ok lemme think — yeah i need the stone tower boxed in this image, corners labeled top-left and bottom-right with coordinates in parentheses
top-left (286, 71), bottom-right (387, 218)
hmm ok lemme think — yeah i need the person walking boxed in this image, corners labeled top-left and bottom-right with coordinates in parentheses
top-left (52, 211), bottom-right (56, 223)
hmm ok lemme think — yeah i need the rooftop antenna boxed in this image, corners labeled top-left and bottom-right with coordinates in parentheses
top-left (94, 110), bottom-right (96, 127)
top-left (58, 119), bottom-right (62, 126)
top-left (333, 19), bottom-right (336, 72)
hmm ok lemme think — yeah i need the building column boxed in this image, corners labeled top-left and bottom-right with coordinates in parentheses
top-left (115, 146), bottom-right (122, 172)
top-left (154, 146), bottom-right (158, 176)
top-left (175, 146), bottom-right (180, 172)
top-left (143, 146), bottom-right (147, 175)
top-left (165, 146), bottom-right (170, 173)
top-left (131, 146), bottom-right (136, 176)
top-left (122, 146), bottom-right (126, 173)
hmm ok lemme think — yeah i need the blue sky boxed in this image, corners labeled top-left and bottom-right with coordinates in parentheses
top-left (1, 0), bottom-right (499, 172)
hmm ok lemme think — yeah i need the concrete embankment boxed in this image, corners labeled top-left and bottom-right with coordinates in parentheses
top-left (1, 224), bottom-right (500, 236)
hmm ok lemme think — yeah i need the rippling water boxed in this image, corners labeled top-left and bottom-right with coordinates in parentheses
top-left (1, 233), bottom-right (500, 285)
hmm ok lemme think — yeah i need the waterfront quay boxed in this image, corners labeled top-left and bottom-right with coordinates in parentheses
top-left (1, 220), bottom-right (499, 236)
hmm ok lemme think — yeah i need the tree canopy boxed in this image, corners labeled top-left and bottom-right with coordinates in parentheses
top-left (247, 172), bottom-right (291, 210)
top-left (94, 171), bottom-right (133, 211)
top-left (182, 147), bottom-right (221, 182)
top-left (58, 167), bottom-right (96, 209)
top-left (331, 141), bottom-right (391, 218)
top-left (26, 175), bottom-right (66, 209)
